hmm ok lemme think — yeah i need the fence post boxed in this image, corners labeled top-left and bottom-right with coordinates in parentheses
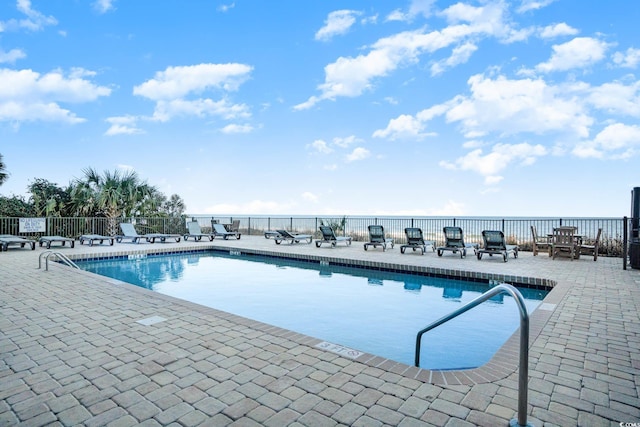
top-left (623, 216), bottom-right (628, 270)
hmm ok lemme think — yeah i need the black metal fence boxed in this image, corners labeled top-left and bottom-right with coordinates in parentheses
top-left (0, 215), bottom-right (629, 258)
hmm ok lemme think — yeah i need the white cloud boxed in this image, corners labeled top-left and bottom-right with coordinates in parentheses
top-left (93, 0), bottom-right (115, 14)
top-left (315, 10), bottom-right (360, 42)
top-left (0, 0), bottom-right (58, 32)
top-left (586, 80), bottom-right (640, 117)
top-left (217, 3), bottom-right (235, 13)
top-left (439, 142), bottom-right (547, 177)
top-left (517, 0), bottom-right (557, 13)
top-left (484, 175), bottom-right (504, 185)
top-left (220, 123), bottom-right (253, 134)
top-left (535, 37), bottom-right (610, 73)
top-left (0, 68), bottom-right (111, 124)
top-left (307, 139), bottom-right (333, 154)
top-left (539, 22), bottom-right (578, 39)
top-left (332, 135), bottom-right (362, 148)
top-left (446, 74), bottom-right (593, 138)
top-left (373, 114), bottom-right (426, 140)
top-left (301, 192), bottom-right (319, 203)
top-left (612, 48), bottom-right (640, 68)
top-left (573, 123), bottom-right (640, 159)
top-left (345, 147), bottom-right (370, 162)
top-left (105, 116), bottom-right (144, 136)
top-left (386, 0), bottom-right (435, 22)
top-left (0, 48), bottom-right (26, 64)
top-left (134, 63), bottom-right (252, 100)
top-left (295, 2), bottom-right (513, 110)
top-left (149, 98), bottom-right (250, 122)
top-left (132, 63), bottom-right (253, 124)
top-left (430, 42), bottom-right (477, 76)
top-left (375, 73), bottom-right (600, 143)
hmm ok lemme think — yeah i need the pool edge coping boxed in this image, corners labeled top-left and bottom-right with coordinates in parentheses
top-left (65, 242), bottom-right (561, 386)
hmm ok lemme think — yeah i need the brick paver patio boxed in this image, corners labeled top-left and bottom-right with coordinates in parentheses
top-left (1, 236), bottom-right (639, 426)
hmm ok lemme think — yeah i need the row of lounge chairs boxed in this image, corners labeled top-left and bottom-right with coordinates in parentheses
top-left (0, 221), bottom-right (242, 251)
top-left (265, 225), bottom-right (518, 262)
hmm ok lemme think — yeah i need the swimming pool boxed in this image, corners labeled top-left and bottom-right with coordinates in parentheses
top-left (77, 251), bottom-right (547, 370)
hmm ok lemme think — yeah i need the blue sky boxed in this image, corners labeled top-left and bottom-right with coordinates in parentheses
top-left (1, 0), bottom-right (639, 217)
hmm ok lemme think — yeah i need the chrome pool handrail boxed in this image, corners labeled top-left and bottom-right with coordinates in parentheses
top-left (38, 250), bottom-right (79, 271)
top-left (414, 283), bottom-right (532, 427)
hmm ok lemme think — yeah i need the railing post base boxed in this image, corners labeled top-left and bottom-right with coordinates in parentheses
top-left (509, 418), bottom-right (534, 427)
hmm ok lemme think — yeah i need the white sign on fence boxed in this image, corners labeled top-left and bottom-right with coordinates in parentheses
top-left (19, 218), bottom-right (46, 233)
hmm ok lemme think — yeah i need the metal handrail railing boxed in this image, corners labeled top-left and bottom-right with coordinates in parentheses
top-left (415, 283), bottom-right (532, 427)
top-left (38, 250), bottom-right (79, 271)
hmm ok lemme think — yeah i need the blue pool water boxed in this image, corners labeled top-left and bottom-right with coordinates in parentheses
top-left (78, 251), bottom-right (547, 370)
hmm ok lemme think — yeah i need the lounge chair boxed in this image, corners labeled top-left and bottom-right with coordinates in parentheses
top-left (264, 230), bottom-right (280, 239)
top-left (476, 230), bottom-right (518, 262)
top-left (363, 225), bottom-right (394, 251)
top-left (0, 234), bottom-right (36, 251)
top-left (183, 221), bottom-right (214, 242)
top-left (436, 226), bottom-right (478, 258)
top-left (273, 229), bottom-right (312, 245)
top-left (579, 228), bottom-right (602, 261)
top-left (38, 236), bottom-right (75, 249)
top-left (212, 223), bottom-right (241, 240)
top-left (400, 228), bottom-right (434, 255)
top-left (116, 223), bottom-right (181, 244)
top-left (530, 225), bottom-right (550, 256)
top-left (315, 226), bottom-right (352, 248)
top-left (79, 234), bottom-right (114, 246)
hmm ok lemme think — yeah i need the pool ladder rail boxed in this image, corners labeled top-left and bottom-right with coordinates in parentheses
top-left (38, 250), bottom-right (79, 271)
top-left (414, 283), bottom-right (533, 427)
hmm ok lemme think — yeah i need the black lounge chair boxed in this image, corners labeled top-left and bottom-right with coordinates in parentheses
top-left (183, 221), bottom-right (214, 242)
top-left (476, 230), bottom-right (518, 262)
top-left (436, 226), bottom-right (478, 258)
top-left (400, 228), bottom-right (434, 255)
top-left (315, 226), bottom-right (352, 248)
top-left (212, 223), bottom-right (241, 240)
top-left (363, 225), bottom-right (394, 251)
top-left (38, 236), bottom-right (75, 249)
top-left (0, 234), bottom-right (36, 251)
top-left (79, 234), bottom-right (114, 246)
top-left (274, 230), bottom-right (312, 245)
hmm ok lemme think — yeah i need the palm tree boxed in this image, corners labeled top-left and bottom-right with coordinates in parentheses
top-left (0, 154), bottom-right (8, 186)
top-left (69, 168), bottom-right (158, 236)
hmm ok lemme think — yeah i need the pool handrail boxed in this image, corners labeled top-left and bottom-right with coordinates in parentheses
top-left (38, 250), bottom-right (79, 271)
top-left (414, 283), bottom-right (531, 427)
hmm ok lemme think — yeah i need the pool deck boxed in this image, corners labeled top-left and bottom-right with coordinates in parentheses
top-left (1, 236), bottom-right (639, 426)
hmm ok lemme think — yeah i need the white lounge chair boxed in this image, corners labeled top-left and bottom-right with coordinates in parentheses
top-left (117, 223), bottom-right (181, 244)
top-left (183, 221), bottom-right (214, 242)
top-left (212, 223), bottom-right (241, 240)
